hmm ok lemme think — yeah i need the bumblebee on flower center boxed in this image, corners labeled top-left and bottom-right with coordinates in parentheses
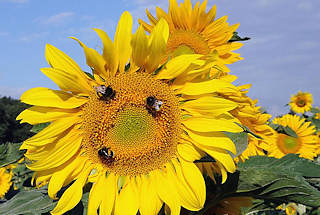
top-left (81, 72), bottom-right (181, 176)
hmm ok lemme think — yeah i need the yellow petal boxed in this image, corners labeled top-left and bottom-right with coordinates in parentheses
top-left (179, 159), bottom-right (206, 209)
top-left (183, 117), bottom-right (243, 133)
top-left (70, 37), bottom-right (107, 79)
top-left (150, 170), bottom-right (181, 215)
top-left (45, 44), bottom-right (91, 82)
top-left (131, 25), bottom-right (149, 68)
top-left (156, 54), bottom-right (201, 80)
top-left (93, 28), bottom-right (117, 76)
top-left (114, 178), bottom-right (139, 215)
top-left (146, 18), bottom-right (169, 73)
top-left (186, 130), bottom-right (236, 154)
top-left (199, 145), bottom-right (236, 173)
top-left (139, 175), bottom-right (163, 215)
top-left (48, 157), bottom-right (87, 199)
top-left (41, 67), bottom-right (92, 94)
top-left (99, 173), bottom-right (117, 215)
top-left (178, 79), bottom-right (236, 95)
top-left (169, 160), bottom-right (204, 211)
top-left (51, 163), bottom-right (91, 215)
top-left (181, 96), bottom-right (238, 114)
top-left (27, 133), bottom-right (81, 171)
top-left (16, 106), bottom-right (80, 125)
top-left (24, 116), bottom-right (79, 146)
top-left (177, 143), bottom-right (202, 162)
top-left (20, 87), bottom-right (88, 108)
top-left (114, 11), bottom-right (133, 73)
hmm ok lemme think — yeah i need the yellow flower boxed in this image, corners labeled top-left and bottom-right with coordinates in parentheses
top-left (315, 112), bottom-right (320, 119)
top-left (289, 91), bottom-right (313, 114)
top-left (267, 114), bottom-right (318, 159)
top-left (17, 12), bottom-right (243, 215)
top-left (218, 85), bottom-right (276, 162)
top-left (277, 203), bottom-right (297, 215)
top-left (0, 167), bottom-right (12, 199)
top-left (139, 0), bottom-right (242, 64)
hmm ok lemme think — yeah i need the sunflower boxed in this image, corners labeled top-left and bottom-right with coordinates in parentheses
top-left (277, 203), bottom-right (297, 215)
top-left (17, 12), bottom-right (243, 214)
top-left (289, 91), bottom-right (313, 114)
top-left (0, 167), bottom-right (12, 199)
top-left (267, 114), bottom-right (318, 159)
top-left (217, 82), bottom-right (276, 162)
top-left (139, 0), bottom-right (242, 65)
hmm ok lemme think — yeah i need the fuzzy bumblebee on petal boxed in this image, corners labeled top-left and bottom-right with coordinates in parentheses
top-left (17, 12), bottom-right (242, 214)
top-left (139, 0), bottom-right (243, 64)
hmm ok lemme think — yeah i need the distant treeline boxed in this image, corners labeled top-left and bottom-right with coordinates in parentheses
top-left (0, 97), bottom-right (33, 144)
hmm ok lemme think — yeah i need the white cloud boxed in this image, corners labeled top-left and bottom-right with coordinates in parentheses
top-left (40, 12), bottom-right (75, 25)
top-left (0, 0), bottom-right (28, 3)
top-left (19, 32), bottom-right (48, 42)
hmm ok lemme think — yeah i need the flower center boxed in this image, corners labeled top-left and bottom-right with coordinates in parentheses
top-left (167, 30), bottom-right (210, 57)
top-left (296, 99), bottom-right (306, 107)
top-left (277, 133), bottom-right (301, 154)
top-left (81, 72), bottom-right (181, 176)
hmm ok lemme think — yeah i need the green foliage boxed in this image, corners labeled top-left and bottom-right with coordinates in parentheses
top-left (224, 131), bottom-right (248, 158)
top-left (310, 108), bottom-right (320, 114)
top-left (0, 96), bottom-right (33, 144)
top-left (200, 154), bottom-right (320, 214)
top-left (30, 123), bottom-right (50, 133)
top-left (228, 32), bottom-right (250, 42)
top-left (0, 142), bottom-right (24, 167)
top-left (237, 154), bottom-right (320, 208)
top-left (0, 189), bottom-right (56, 215)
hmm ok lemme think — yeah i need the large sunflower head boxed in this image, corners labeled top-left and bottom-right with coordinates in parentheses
top-left (139, 0), bottom-right (242, 64)
top-left (289, 91), bottom-right (313, 114)
top-left (0, 167), bottom-right (12, 199)
top-left (267, 114), bottom-right (318, 159)
top-left (17, 12), bottom-right (243, 214)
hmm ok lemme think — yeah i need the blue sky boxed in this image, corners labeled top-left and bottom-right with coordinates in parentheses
top-left (0, 0), bottom-right (319, 116)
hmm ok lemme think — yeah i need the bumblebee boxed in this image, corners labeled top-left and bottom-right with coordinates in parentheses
top-left (98, 147), bottom-right (115, 164)
top-left (146, 96), bottom-right (163, 111)
top-left (94, 85), bottom-right (115, 101)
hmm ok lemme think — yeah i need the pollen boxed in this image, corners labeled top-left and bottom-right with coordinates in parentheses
top-left (81, 72), bottom-right (181, 176)
top-left (277, 134), bottom-right (301, 154)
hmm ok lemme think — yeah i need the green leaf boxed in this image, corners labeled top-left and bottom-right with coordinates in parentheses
top-left (30, 122), bottom-right (50, 133)
top-left (237, 154), bottom-right (320, 207)
top-left (311, 107), bottom-right (320, 114)
top-left (228, 32), bottom-right (250, 42)
top-left (311, 118), bottom-right (320, 131)
top-left (0, 142), bottom-right (24, 167)
top-left (0, 189), bottom-right (56, 215)
top-left (84, 71), bottom-right (94, 80)
top-left (273, 124), bottom-right (298, 138)
top-left (224, 132), bottom-right (248, 158)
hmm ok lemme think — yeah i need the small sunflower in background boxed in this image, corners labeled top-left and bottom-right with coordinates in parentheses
top-left (289, 91), bottom-right (313, 114)
top-left (139, 0), bottom-right (242, 64)
top-left (17, 12), bottom-right (243, 215)
top-left (0, 167), bottom-right (12, 199)
top-left (267, 114), bottom-right (318, 160)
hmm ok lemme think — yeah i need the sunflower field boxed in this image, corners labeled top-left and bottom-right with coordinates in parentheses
top-left (0, 0), bottom-right (320, 215)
